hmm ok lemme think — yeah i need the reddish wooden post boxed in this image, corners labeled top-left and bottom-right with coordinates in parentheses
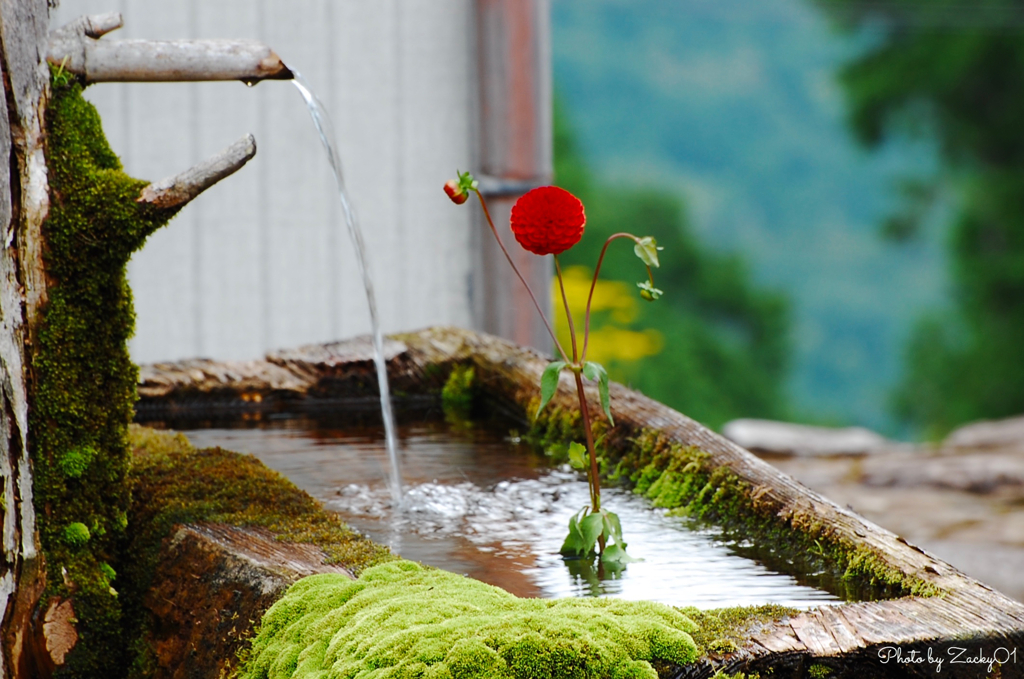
top-left (475, 0), bottom-right (553, 353)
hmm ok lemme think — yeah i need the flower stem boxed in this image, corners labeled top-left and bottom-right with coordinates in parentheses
top-left (475, 190), bottom-right (570, 364)
top-left (556, 256), bottom-right (601, 545)
top-left (554, 256), bottom-right (578, 363)
top-left (581, 233), bottom-right (639, 362)
top-left (574, 369), bottom-right (604, 550)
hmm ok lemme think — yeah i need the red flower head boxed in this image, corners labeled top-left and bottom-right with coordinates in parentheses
top-left (510, 186), bottom-right (585, 256)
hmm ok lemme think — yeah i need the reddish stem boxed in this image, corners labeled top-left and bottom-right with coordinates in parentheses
top-left (574, 369), bottom-right (605, 551)
top-left (474, 190), bottom-right (569, 364)
top-left (554, 256), bottom-right (578, 363)
top-left (581, 233), bottom-right (638, 362)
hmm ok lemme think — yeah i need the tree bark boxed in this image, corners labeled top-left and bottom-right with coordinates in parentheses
top-left (0, 0), bottom-right (52, 676)
top-left (0, 6), bottom-right (268, 676)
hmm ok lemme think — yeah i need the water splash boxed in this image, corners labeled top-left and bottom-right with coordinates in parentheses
top-left (290, 72), bottom-right (403, 505)
top-left (181, 420), bottom-right (843, 608)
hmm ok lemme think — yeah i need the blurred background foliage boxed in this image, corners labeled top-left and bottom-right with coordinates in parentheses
top-left (550, 0), bottom-right (961, 438)
top-left (813, 0), bottom-right (1024, 438)
top-left (554, 104), bottom-right (792, 431)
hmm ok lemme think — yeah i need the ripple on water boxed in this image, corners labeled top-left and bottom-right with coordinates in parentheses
top-left (183, 418), bottom-right (840, 608)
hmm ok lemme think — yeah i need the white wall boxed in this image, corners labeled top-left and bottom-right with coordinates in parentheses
top-left (51, 1), bottom-right (480, 362)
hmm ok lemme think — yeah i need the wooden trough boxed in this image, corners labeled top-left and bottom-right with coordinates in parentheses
top-left (136, 326), bottom-right (1024, 678)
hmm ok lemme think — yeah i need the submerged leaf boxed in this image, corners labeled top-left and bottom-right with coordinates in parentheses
top-left (560, 513), bottom-right (586, 556)
top-left (601, 543), bottom-right (641, 565)
top-left (580, 512), bottom-right (604, 554)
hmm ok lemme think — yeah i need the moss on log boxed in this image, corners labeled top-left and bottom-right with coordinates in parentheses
top-left (124, 425), bottom-right (393, 678)
top-left (138, 326), bottom-right (1024, 677)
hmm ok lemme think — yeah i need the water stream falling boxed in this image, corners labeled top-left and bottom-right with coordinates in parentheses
top-left (290, 72), bottom-right (403, 505)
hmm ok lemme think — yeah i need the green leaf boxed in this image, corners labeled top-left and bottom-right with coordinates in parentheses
top-left (560, 514), bottom-right (586, 556)
top-left (457, 169), bottom-right (479, 193)
top-left (602, 510), bottom-right (624, 546)
top-left (582, 361), bottom-right (614, 426)
top-left (637, 281), bottom-right (663, 302)
top-left (633, 236), bottom-right (663, 268)
top-left (536, 361), bottom-right (567, 418)
top-left (580, 512), bottom-right (604, 554)
top-left (601, 543), bottom-right (641, 565)
top-left (567, 441), bottom-right (588, 470)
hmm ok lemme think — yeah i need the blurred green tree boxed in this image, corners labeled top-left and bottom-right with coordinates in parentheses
top-left (554, 103), bottom-right (792, 430)
top-left (814, 1), bottom-right (1024, 436)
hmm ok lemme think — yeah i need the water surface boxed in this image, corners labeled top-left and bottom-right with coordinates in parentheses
top-left (181, 416), bottom-right (839, 609)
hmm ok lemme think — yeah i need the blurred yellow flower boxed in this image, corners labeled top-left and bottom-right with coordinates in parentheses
top-left (554, 265), bottom-right (663, 365)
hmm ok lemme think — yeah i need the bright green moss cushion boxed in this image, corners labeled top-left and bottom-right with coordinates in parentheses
top-left (241, 561), bottom-right (699, 679)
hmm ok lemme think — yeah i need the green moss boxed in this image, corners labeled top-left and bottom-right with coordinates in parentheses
top-left (64, 522), bottom-right (92, 548)
top-left (32, 70), bottom-right (184, 678)
top-left (126, 426), bottom-right (394, 575)
top-left (608, 429), bottom-right (941, 599)
top-left (524, 401), bottom-right (612, 468)
top-left (807, 664), bottom-right (833, 679)
top-left (124, 425), bottom-right (395, 678)
top-left (58, 445), bottom-right (98, 478)
top-left (100, 563), bottom-right (117, 582)
top-left (682, 605), bottom-right (795, 658)
top-left (441, 364), bottom-right (475, 420)
top-left (240, 561), bottom-right (699, 679)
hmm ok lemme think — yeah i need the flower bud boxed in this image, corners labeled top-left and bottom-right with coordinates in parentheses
top-left (444, 179), bottom-right (469, 205)
top-left (637, 281), bottom-right (663, 301)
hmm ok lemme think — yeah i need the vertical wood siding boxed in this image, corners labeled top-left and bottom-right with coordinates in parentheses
top-left (52, 1), bottom-right (482, 362)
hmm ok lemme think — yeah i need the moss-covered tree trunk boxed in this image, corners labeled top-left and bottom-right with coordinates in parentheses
top-left (0, 4), bottom-right (259, 677)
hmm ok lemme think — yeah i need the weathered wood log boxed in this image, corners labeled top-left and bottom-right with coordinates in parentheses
top-left (143, 523), bottom-right (350, 679)
top-left (125, 426), bottom-right (390, 679)
top-left (48, 13), bottom-right (293, 83)
top-left (139, 326), bottom-right (1024, 677)
top-left (0, 1), bottom-right (51, 677)
top-left (137, 134), bottom-right (257, 210)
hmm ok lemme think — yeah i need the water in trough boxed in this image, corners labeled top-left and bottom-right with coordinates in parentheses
top-left (179, 414), bottom-right (840, 609)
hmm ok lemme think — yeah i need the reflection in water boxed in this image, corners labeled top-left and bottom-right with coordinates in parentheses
top-left (181, 417), bottom-right (839, 609)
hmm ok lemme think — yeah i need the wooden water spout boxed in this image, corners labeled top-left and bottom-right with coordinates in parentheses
top-left (47, 12), bottom-right (293, 83)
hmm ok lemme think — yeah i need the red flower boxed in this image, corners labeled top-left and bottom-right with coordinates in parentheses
top-left (510, 186), bottom-right (585, 256)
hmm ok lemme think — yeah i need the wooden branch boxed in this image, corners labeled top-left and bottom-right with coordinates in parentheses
top-left (47, 14), bottom-right (293, 83)
top-left (50, 12), bottom-right (123, 41)
top-left (137, 135), bottom-right (256, 211)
